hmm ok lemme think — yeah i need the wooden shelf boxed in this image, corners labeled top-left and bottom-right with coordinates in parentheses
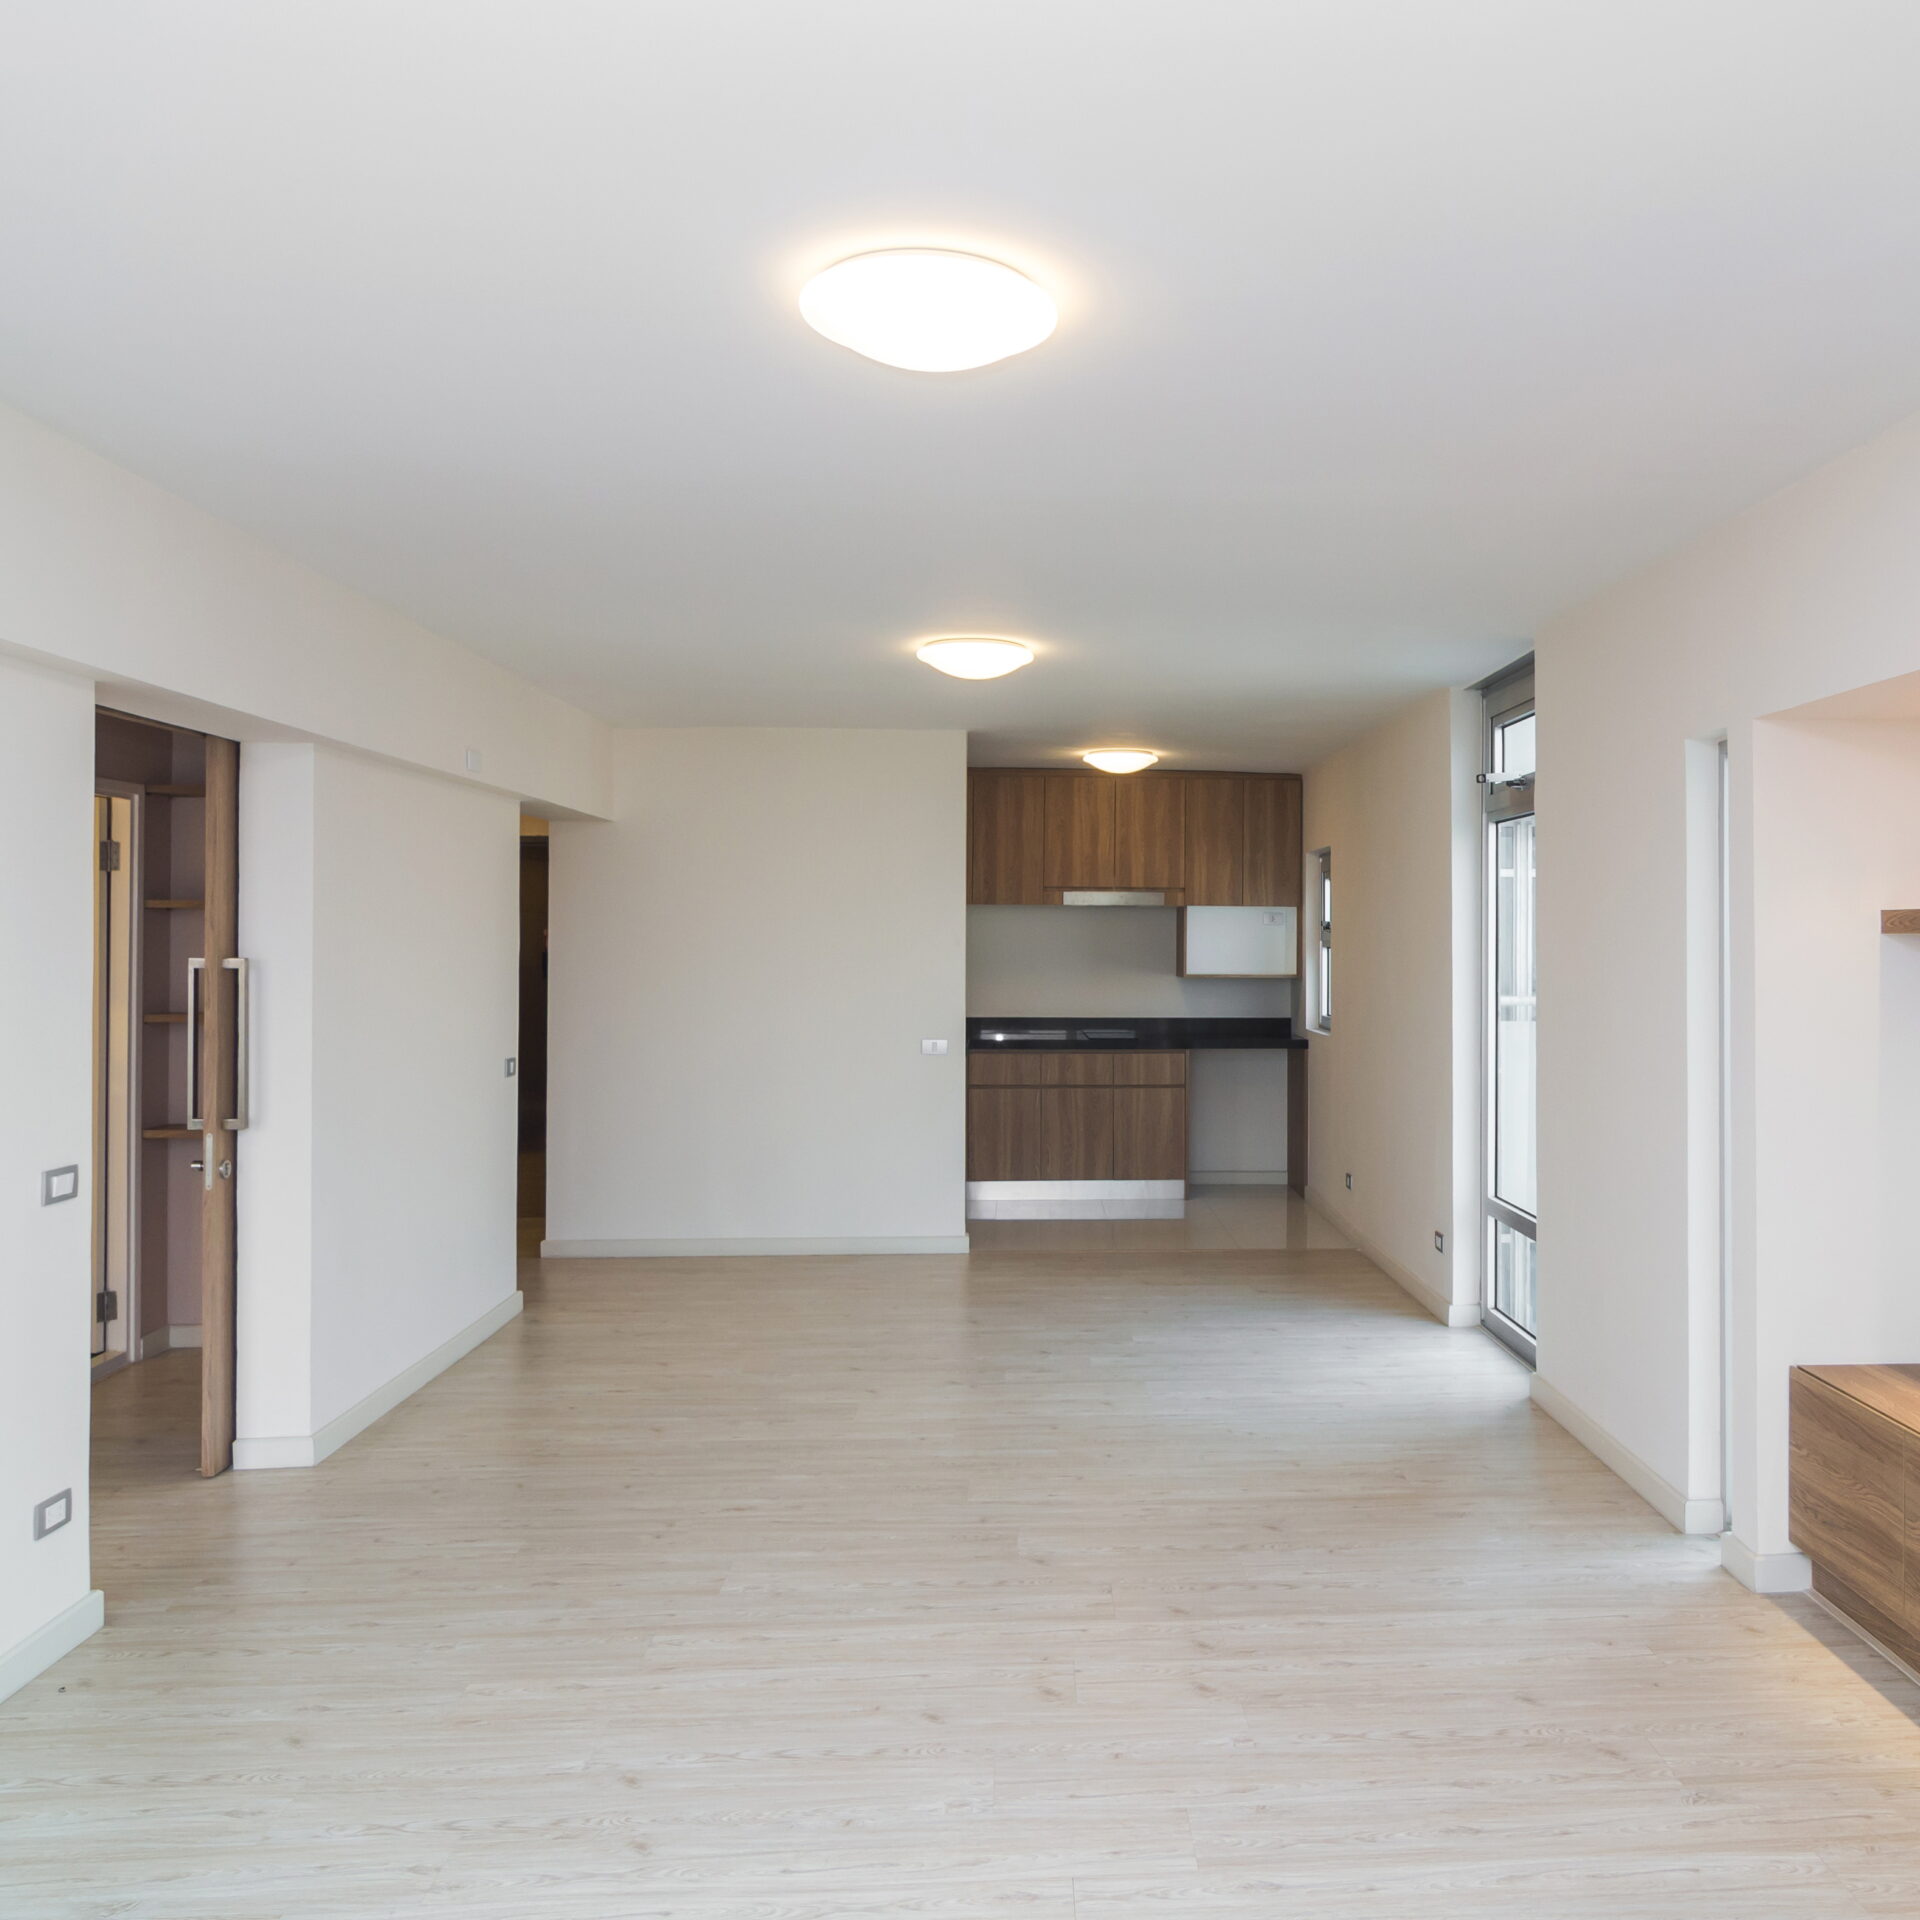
top-left (1884, 910), bottom-right (1920, 934)
top-left (144, 898), bottom-right (203, 911)
top-left (143, 1012), bottom-right (187, 1024)
top-left (142, 1126), bottom-right (197, 1140)
top-left (146, 784), bottom-right (205, 798)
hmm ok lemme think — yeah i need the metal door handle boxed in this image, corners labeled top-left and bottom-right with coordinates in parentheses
top-left (223, 957), bottom-right (249, 1131)
top-left (185, 957), bottom-right (205, 1130)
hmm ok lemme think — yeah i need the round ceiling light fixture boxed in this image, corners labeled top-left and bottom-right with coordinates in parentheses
top-left (915, 636), bottom-right (1036, 680)
top-left (1082, 750), bottom-right (1160, 774)
top-left (800, 249), bottom-right (1057, 371)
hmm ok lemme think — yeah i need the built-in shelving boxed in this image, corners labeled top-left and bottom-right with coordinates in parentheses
top-left (142, 1126), bottom-right (197, 1140)
top-left (145, 898), bottom-right (204, 911)
top-left (143, 1011), bottom-right (187, 1024)
top-left (1883, 909), bottom-right (1920, 934)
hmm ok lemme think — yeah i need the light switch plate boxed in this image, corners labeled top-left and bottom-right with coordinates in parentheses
top-left (464, 747), bottom-right (483, 772)
top-left (34, 1489), bottom-right (72, 1539)
top-left (505, 1057), bottom-right (517, 1077)
top-left (1434, 1230), bottom-right (1446, 1252)
top-left (921, 1039), bottom-right (949, 1055)
top-left (41, 1165), bottom-right (78, 1206)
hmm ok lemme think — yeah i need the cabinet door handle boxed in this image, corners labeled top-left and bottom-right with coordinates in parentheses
top-left (185, 957), bottom-right (205, 1131)
top-left (223, 957), bottom-right (250, 1131)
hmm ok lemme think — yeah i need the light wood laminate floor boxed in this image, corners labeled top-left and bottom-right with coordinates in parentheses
top-left (10, 1243), bottom-right (1920, 1917)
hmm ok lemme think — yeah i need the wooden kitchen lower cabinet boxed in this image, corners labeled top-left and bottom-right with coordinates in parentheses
top-left (1040, 1087), bottom-right (1115, 1180)
top-left (966, 1051), bottom-right (1190, 1182)
top-left (966, 1089), bottom-right (1043, 1179)
top-left (1113, 1087), bottom-right (1187, 1179)
top-left (1789, 1364), bottom-right (1920, 1667)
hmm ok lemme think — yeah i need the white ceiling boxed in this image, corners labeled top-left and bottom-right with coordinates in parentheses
top-left (6, 2), bottom-right (1920, 770)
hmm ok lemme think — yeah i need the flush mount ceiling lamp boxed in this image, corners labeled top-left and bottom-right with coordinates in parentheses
top-left (915, 636), bottom-right (1036, 680)
top-left (799, 249), bottom-right (1057, 371)
top-left (1082, 750), bottom-right (1160, 774)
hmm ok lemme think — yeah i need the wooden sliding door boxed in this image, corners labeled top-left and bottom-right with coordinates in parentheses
top-left (197, 737), bottom-right (241, 1476)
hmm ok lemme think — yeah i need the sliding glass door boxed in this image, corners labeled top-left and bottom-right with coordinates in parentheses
top-left (1484, 670), bottom-right (1537, 1360)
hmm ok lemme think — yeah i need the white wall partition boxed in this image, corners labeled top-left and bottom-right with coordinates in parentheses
top-left (546, 728), bottom-right (968, 1255)
top-left (1301, 689), bottom-right (1482, 1327)
top-left (1540, 404), bottom-right (1920, 1583)
top-left (0, 658), bottom-right (103, 1699)
top-left (236, 745), bottom-right (522, 1468)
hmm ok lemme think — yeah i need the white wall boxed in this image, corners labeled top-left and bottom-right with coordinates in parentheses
top-left (0, 398), bottom-right (608, 819)
top-left (547, 729), bottom-right (968, 1254)
top-left (1540, 403), bottom-right (1920, 1584)
top-left (967, 908), bottom-right (1292, 1178)
top-left (0, 403), bottom-right (602, 1699)
top-left (966, 907), bottom-right (1292, 1018)
top-left (236, 745), bottom-right (522, 1465)
top-left (0, 658), bottom-right (102, 1694)
top-left (1302, 688), bottom-right (1481, 1328)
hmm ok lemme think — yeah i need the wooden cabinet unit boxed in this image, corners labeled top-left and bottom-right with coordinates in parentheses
top-left (968, 768), bottom-right (1300, 908)
top-left (1183, 775), bottom-right (1245, 905)
top-left (968, 771), bottom-right (1049, 904)
top-left (965, 1050), bottom-right (1190, 1180)
top-left (1789, 1364), bottom-right (1920, 1669)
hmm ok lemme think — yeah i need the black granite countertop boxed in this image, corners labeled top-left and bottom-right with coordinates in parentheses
top-left (966, 1016), bottom-right (1305, 1052)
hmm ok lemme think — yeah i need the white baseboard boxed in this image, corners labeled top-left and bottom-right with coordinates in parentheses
top-left (1303, 1184), bottom-right (1478, 1328)
top-left (140, 1324), bottom-right (202, 1357)
top-left (0, 1590), bottom-right (104, 1705)
top-left (1190, 1170), bottom-right (1289, 1186)
top-left (541, 1235), bottom-right (972, 1257)
top-left (233, 1290), bottom-right (523, 1471)
top-left (1530, 1375), bottom-right (1725, 1535)
top-left (1721, 1532), bottom-right (1813, 1592)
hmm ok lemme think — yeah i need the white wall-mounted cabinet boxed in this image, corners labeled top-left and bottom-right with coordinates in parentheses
top-left (1178, 905), bottom-right (1298, 978)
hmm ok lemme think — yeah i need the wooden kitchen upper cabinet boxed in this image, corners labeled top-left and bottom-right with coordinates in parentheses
top-left (968, 771), bottom-right (1049, 904)
top-left (1244, 774), bottom-right (1303, 908)
top-left (1043, 775), bottom-right (1118, 889)
top-left (1114, 777), bottom-right (1185, 889)
top-left (972, 768), bottom-right (1299, 908)
top-left (1183, 775), bottom-right (1245, 905)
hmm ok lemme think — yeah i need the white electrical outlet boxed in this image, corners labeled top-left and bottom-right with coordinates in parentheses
top-left (921, 1039), bottom-right (949, 1055)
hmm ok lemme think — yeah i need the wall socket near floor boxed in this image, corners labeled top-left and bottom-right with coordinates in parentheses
top-left (33, 1489), bottom-right (72, 1539)
top-left (1434, 1231), bottom-right (1446, 1253)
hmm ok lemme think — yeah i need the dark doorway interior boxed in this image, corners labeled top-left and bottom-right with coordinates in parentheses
top-left (517, 827), bottom-right (549, 1253)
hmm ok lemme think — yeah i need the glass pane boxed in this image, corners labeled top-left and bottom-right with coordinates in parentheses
top-left (1495, 713), bottom-right (1535, 779)
top-left (1492, 813), bottom-right (1536, 1216)
top-left (1492, 1218), bottom-right (1537, 1335)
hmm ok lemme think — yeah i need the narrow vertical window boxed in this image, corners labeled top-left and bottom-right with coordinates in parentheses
top-left (1312, 848), bottom-right (1333, 1031)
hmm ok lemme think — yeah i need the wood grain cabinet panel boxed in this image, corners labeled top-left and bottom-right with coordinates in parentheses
top-left (1244, 774), bottom-right (1303, 909)
top-left (1039, 1088), bottom-right (1115, 1180)
top-left (968, 771), bottom-right (1049, 904)
top-left (1789, 1370), bottom-right (1910, 1636)
top-left (967, 1089), bottom-right (1044, 1179)
top-left (1112, 1051), bottom-right (1187, 1086)
top-left (1043, 1052), bottom-right (1115, 1086)
top-left (1115, 777), bottom-right (1185, 889)
top-left (967, 1053), bottom-right (1048, 1087)
top-left (1043, 777), bottom-right (1117, 889)
top-left (1113, 1087), bottom-right (1187, 1180)
top-left (1183, 775), bottom-right (1245, 906)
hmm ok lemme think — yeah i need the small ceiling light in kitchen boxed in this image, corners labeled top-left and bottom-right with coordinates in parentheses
top-left (915, 636), bottom-right (1035, 680)
top-left (800, 249), bottom-right (1057, 371)
top-left (1082, 750), bottom-right (1160, 774)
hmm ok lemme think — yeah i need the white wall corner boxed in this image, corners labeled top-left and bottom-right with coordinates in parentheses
top-left (1720, 1533), bottom-right (1813, 1593)
top-left (1305, 1184), bottom-right (1479, 1328)
top-left (0, 1589), bottom-right (104, 1706)
top-left (1530, 1375), bottom-right (1725, 1535)
top-left (235, 1289), bottom-right (522, 1471)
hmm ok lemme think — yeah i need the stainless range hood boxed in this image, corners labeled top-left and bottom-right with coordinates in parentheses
top-left (1058, 889), bottom-right (1170, 906)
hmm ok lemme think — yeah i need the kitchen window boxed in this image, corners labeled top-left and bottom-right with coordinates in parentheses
top-left (1311, 848), bottom-right (1332, 1031)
